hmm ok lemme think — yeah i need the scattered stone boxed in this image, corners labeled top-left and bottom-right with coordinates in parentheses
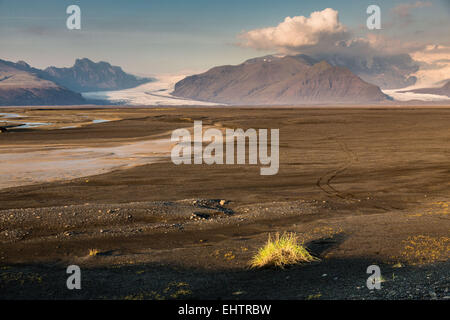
top-left (193, 212), bottom-right (210, 220)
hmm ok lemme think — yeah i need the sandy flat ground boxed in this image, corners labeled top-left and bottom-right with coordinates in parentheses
top-left (0, 106), bottom-right (449, 300)
top-left (0, 138), bottom-right (172, 189)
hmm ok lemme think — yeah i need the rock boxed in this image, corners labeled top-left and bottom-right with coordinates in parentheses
top-left (219, 200), bottom-right (227, 206)
top-left (193, 212), bottom-right (210, 220)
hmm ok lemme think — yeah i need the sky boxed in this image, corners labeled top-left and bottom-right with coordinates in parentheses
top-left (0, 0), bottom-right (449, 82)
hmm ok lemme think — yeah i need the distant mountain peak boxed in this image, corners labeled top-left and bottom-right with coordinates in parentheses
top-left (16, 61), bottom-right (31, 68)
top-left (311, 60), bottom-right (333, 71)
top-left (444, 80), bottom-right (450, 89)
top-left (173, 53), bottom-right (388, 105)
top-left (310, 52), bottom-right (419, 89)
top-left (292, 54), bottom-right (318, 66)
top-left (74, 58), bottom-right (95, 67)
top-left (0, 57), bottom-right (155, 105)
top-left (73, 58), bottom-right (112, 69)
top-left (243, 55), bottom-right (281, 64)
top-left (0, 59), bottom-right (86, 106)
top-left (44, 58), bottom-right (154, 92)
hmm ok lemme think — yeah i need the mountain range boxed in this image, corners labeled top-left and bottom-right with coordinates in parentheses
top-left (44, 58), bottom-right (154, 92)
top-left (0, 54), bottom-right (436, 106)
top-left (173, 54), bottom-right (390, 105)
top-left (311, 53), bottom-right (419, 90)
top-left (0, 58), bottom-right (153, 106)
top-left (0, 60), bottom-right (85, 106)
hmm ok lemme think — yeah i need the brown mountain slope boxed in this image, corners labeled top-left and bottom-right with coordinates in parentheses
top-left (172, 55), bottom-right (389, 105)
top-left (0, 60), bottom-right (86, 106)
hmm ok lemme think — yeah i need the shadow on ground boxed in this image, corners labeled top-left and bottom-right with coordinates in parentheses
top-left (1, 257), bottom-right (448, 300)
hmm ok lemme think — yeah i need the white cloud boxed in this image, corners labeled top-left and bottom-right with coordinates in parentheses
top-left (237, 7), bottom-right (450, 87)
top-left (238, 8), bottom-right (349, 53)
top-left (411, 45), bottom-right (450, 86)
top-left (237, 8), bottom-right (423, 57)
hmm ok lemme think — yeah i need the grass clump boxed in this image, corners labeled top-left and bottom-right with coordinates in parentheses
top-left (250, 232), bottom-right (318, 269)
top-left (88, 249), bottom-right (100, 256)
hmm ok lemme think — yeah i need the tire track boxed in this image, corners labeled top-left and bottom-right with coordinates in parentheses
top-left (316, 139), bottom-right (358, 201)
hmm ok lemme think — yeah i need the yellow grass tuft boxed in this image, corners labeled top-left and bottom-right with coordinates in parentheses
top-left (401, 235), bottom-right (450, 265)
top-left (250, 232), bottom-right (318, 268)
top-left (88, 249), bottom-right (100, 256)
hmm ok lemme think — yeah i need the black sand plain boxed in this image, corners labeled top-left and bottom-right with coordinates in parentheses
top-left (0, 106), bottom-right (449, 300)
